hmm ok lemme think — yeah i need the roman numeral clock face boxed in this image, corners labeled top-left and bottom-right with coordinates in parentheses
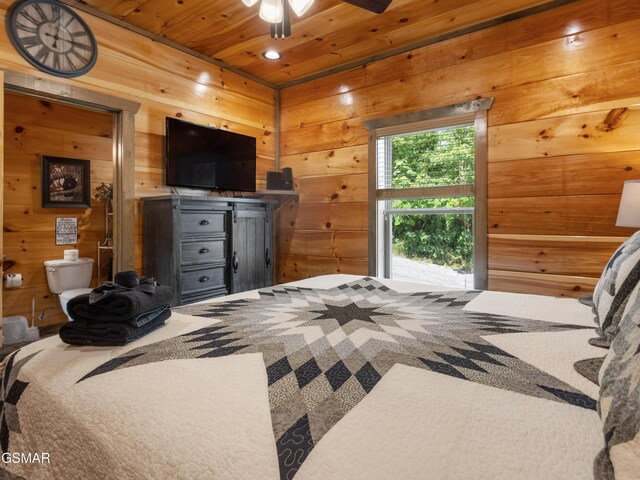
top-left (7, 0), bottom-right (97, 78)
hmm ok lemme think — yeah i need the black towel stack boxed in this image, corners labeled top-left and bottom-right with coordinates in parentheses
top-left (59, 271), bottom-right (174, 346)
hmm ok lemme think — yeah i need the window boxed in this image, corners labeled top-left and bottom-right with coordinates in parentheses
top-left (365, 99), bottom-right (492, 289)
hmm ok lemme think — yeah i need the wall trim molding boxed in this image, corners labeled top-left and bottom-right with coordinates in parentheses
top-left (364, 98), bottom-right (494, 130)
top-left (2, 69), bottom-right (140, 113)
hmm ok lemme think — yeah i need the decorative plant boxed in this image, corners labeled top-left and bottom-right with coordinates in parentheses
top-left (94, 182), bottom-right (113, 201)
top-left (95, 183), bottom-right (114, 247)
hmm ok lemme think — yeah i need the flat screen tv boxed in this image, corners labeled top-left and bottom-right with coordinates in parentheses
top-left (165, 117), bottom-right (256, 192)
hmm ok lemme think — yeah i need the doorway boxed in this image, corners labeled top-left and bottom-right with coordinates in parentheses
top-left (3, 91), bottom-right (115, 327)
top-left (0, 68), bottom-right (139, 345)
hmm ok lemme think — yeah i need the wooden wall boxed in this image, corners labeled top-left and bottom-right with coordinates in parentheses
top-left (278, 0), bottom-right (640, 297)
top-left (0, 0), bottom-right (276, 325)
top-left (3, 93), bottom-right (113, 326)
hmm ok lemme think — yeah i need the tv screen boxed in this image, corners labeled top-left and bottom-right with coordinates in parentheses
top-left (165, 117), bottom-right (256, 192)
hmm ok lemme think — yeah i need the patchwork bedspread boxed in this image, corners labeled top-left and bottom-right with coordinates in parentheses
top-left (0, 275), bottom-right (606, 479)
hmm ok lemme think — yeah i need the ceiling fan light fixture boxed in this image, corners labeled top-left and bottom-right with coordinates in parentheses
top-left (242, 0), bottom-right (390, 37)
top-left (270, 0), bottom-right (291, 38)
top-left (288, 0), bottom-right (314, 17)
top-left (259, 0), bottom-right (284, 23)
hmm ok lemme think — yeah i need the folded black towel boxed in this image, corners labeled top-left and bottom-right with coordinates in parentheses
top-left (131, 305), bottom-right (169, 327)
top-left (89, 276), bottom-right (158, 304)
top-left (114, 270), bottom-right (140, 288)
top-left (69, 282), bottom-right (174, 323)
top-left (59, 306), bottom-right (171, 346)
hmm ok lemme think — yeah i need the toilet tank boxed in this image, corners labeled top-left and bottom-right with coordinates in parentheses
top-left (44, 258), bottom-right (94, 294)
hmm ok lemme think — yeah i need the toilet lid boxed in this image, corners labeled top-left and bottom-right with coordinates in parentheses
top-left (44, 258), bottom-right (94, 267)
top-left (60, 288), bottom-right (93, 301)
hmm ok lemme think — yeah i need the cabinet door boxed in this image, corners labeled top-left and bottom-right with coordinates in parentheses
top-left (230, 206), bottom-right (272, 293)
top-left (264, 204), bottom-right (274, 288)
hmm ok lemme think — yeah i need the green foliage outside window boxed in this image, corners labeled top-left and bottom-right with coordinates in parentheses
top-left (389, 126), bottom-right (475, 271)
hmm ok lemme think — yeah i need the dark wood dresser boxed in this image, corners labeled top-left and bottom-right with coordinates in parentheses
top-left (142, 195), bottom-right (275, 306)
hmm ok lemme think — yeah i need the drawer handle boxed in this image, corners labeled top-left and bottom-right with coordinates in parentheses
top-left (199, 219), bottom-right (210, 226)
top-left (233, 251), bottom-right (239, 273)
top-left (265, 248), bottom-right (271, 267)
top-left (199, 248), bottom-right (209, 254)
top-left (199, 276), bottom-right (210, 283)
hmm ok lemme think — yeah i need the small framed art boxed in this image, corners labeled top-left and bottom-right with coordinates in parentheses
top-left (41, 156), bottom-right (91, 208)
top-left (55, 217), bottom-right (78, 245)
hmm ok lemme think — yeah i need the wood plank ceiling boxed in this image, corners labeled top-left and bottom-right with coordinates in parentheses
top-left (78, 0), bottom-right (558, 85)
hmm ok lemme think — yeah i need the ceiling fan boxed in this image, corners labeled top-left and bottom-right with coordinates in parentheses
top-left (342, 0), bottom-right (392, 14)
top-left (242, 0), bottom-right (392, 39)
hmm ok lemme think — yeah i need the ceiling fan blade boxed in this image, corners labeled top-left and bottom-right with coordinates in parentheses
top-left (342, 0), bottom-right (392, 14)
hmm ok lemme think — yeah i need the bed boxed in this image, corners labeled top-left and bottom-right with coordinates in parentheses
top-left (0, 273), bottom-right (615, 480)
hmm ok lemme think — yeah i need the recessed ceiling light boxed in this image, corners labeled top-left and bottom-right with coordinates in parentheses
top-left (263, 50), bottom-right (282, 60)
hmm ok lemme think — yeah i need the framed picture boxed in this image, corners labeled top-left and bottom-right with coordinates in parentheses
top-left (41, 156), bottom-right (91, 208)
top-left (55, 217), bottom-right (78, 245)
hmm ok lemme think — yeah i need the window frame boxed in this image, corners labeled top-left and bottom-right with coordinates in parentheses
top-left (365, 98), bottom-right (493, 290)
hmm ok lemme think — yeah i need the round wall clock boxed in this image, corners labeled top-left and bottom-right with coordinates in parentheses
top-left (6, 0), bottom-right (97, 78)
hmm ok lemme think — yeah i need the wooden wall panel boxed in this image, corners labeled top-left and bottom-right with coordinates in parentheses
top-left (488, 236), bottom-right (622, 277)
top-left (332, 231), bottom-right (368, 259)
top-left (282, 0), bottom-right (640, 106)
top-left (280, 202), bottom-right (368, 231)
top-left (282, 120), bottom-right (368, 156)
top-left (488, 270), bottom-right (599, 297)
top-left (280, 145), bottom-right (368, 178)
top-left (489, 107), bottom-right (640, 162)
top-left (0, 0), bottom-right (276, 325)
top-left (278, 0), bottom-right (640, 297)
top-left (281, 17), bottom-right (640, 133)
top-left (3, 93), bottom-right (114, 327)
top-left (488, 195), bottom-right (634, 236)
top-left (280, 230), bottom-right (334, 258)
top-left (280, 253), bottom-right (340, 283)
top-left (295, 174), bottom-right (368, 204)
top-left (488, 151), bottom-right (640, 198)
top-left (487, 61), bottom-right (640, 127)
top-left (279, 254), bottom-right (368, 283)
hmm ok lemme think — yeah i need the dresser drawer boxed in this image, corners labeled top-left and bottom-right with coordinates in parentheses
top-left (181, 240), bottom-right (226, 266)
top-left (181, 266), bottom-right (226, 295)
top-left (181, 211), bottom-right (226, 236)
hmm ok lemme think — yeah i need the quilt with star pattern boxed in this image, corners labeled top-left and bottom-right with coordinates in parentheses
top-left (0, 275), bottom-right (606, 480)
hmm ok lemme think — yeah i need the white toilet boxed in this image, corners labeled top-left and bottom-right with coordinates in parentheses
top-left (44, 258), bottom-right (94, 322)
